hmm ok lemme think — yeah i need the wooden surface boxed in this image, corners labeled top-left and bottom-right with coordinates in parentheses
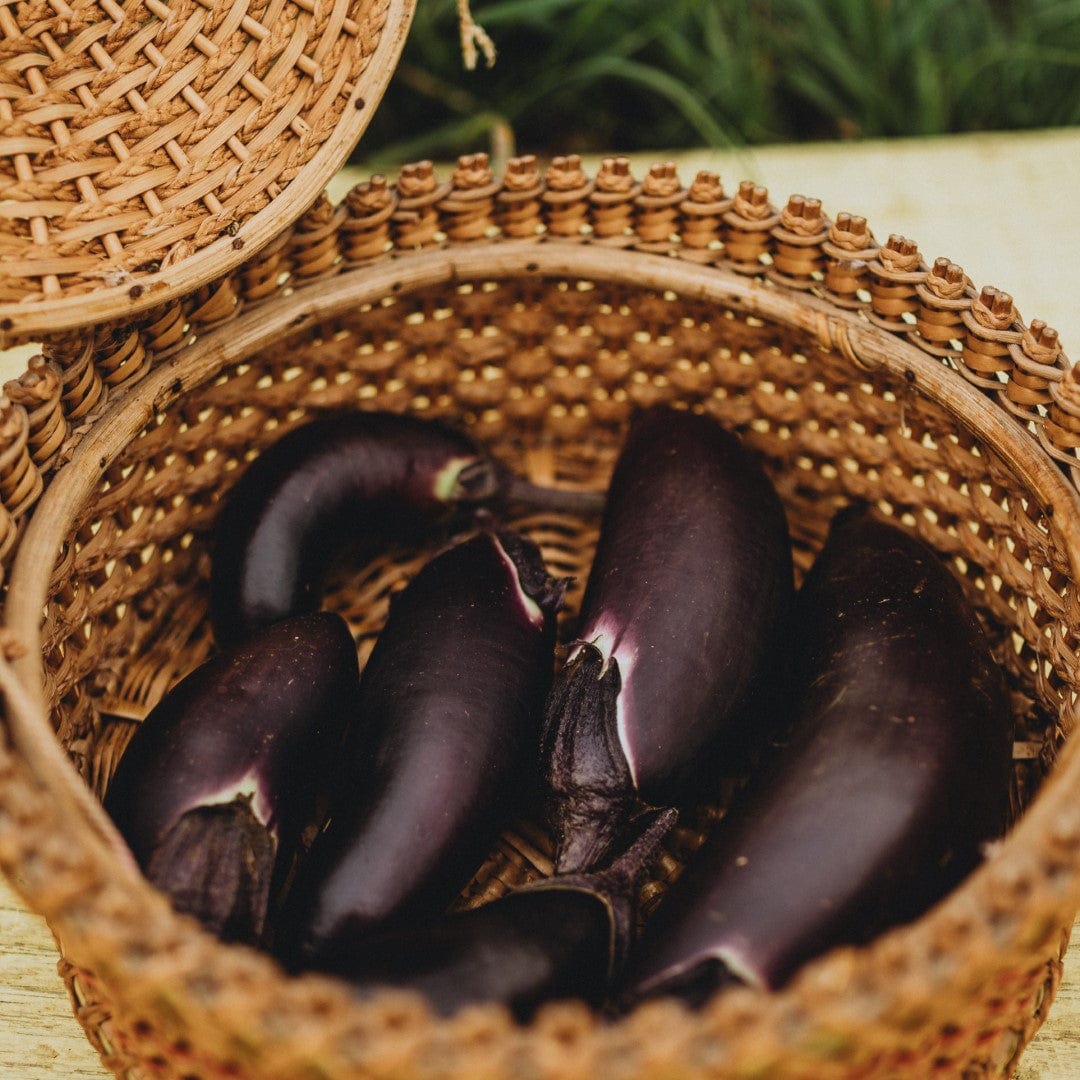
top-left (2, 128), bottom-right (1080, 1078)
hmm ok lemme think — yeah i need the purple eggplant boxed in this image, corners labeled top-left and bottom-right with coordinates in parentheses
top-left (103, 612), bottom-right (361, 945)
top-left (622, 504), bottom-right (1013, 1005)
top-left (211, 410), bottom-right (601, 647)
top-left (541, 405), bottom-right (794, 873)
top-left (320, 810), bottom-right (676, 1020)
top-left (282, 527), bottom-right (568, 965)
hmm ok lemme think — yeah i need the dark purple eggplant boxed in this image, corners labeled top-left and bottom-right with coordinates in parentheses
top-left (211, 410), bottom-right (601, 647)
top-left (282, 527), bottom-right (567, 965)
top-left (103, 612), bottom-right (361, 945)
top-left (319, 809), bottom-right (676, 1020)
top-left (541, 404), bottom-right (794, 873)
top-left (622, 504), bottom-right (1013, 1006)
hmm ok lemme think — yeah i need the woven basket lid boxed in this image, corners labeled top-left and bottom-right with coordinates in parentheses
top-left (0, 0), bottom-right (415, 341)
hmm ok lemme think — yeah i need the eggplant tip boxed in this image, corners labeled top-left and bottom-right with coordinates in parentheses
top-left (624, 954), bottom-right (750, 1013)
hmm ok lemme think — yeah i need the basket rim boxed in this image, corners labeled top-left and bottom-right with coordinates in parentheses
top-left (0, 0), bottom-right (417, 347)
top-left (4, 241), bottom-right (1080, 1066)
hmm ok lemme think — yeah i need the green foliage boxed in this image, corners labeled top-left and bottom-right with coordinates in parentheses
top-left (354, 0), bottom-right (1080, 166)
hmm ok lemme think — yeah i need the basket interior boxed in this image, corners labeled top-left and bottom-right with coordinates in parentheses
top-left (3, 254), bottom-right (1078, 1078)
top-left (35, 271), bottom-right (1074, 915)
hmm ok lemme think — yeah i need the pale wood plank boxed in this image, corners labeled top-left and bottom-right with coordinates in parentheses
top-left (0, 876), bottom-right (108, 1079)
top-left (1017, 957), bottom-right (1080, 1079)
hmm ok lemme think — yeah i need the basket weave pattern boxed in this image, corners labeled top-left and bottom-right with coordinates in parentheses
top-left (1, 154), bottom-right (1080, 1078)
top-left (0, 0), bottom-right (410, 335)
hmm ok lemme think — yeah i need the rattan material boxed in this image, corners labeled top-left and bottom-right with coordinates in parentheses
top-left (1, 155), bottom-right (1080, 1079)
top-left (0, 0), bottom-right (415, 342)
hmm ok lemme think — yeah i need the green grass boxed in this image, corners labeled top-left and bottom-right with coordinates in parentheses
top-left (354, 0), bottom-right (1080, 168)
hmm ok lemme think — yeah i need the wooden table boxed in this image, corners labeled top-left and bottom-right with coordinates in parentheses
top-left (3, 128), bottom-right (1080, 1078)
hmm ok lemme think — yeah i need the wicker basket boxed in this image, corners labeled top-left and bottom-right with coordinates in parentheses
top-left (2, 149), bottom-right (1080, 1080)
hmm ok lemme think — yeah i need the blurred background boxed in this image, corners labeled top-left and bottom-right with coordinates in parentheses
top-left (354, 0), bottom-right (1080, 169)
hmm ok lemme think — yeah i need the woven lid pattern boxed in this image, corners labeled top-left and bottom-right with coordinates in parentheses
top-left (0, 0), bottom-right (411, 336)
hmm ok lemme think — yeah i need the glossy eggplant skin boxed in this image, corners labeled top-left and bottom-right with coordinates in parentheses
top-left (210, 411), bottom-right (500, 647)
top-left (542, 404), bottom-right (794, 872)
top-left (284, 528), bottom-right (566, 965)
top-left (623, 505), bottom-right (1013, 1005)
top-left (103, 612), bottom-right (361, 944)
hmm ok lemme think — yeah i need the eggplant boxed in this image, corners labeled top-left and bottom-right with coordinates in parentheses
top-left (541, 405), bottom-right (794, 873)
top-left (321, 809), bottom-right (676, 1020)
top-left (282, 527), bottom-right (568, 965)
top-left (622, 504), bottom-right (1013, 1005)
top-left (103, 612), bottom-right (361, 945)
top-left (211, 410), bottom-right (601, 647)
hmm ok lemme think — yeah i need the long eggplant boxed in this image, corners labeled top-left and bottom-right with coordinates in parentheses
top-left (322, 810), bottom-right (676, 1020)
top-left (541, 405), bottom-right (794, 873)
top-left (282, 527), bottom-right (567, 965)
top-left (104, 612), bottom-right (361, 945)
top-left (211, 410), bottom-right (601, 647)
top-left (622, 504), bottom-right (1013, 1005)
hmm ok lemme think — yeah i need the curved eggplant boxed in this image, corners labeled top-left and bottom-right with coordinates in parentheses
top-left (622, 505), bottom-right (1013, 1005)
top-left (282, 527), bottom-right (567, 965)
top-left (541, 404), bottom-right (794, 873)
top-left (103, 612), bottom-right (361, 944)
top-left (210, 410), bottom-right (602, 647)
top-left (321, 810), bottom-right (676, 1020)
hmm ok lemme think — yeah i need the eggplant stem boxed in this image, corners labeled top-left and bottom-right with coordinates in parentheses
top-left (499, 473), bottom-right (606, 516)
top-left (561, 807), bottom-right (679, 897)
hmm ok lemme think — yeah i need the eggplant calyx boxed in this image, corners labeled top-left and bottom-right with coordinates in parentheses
top-left (145, 795), bottom-right (275, 945)
top-left (552, 796), bottom-right (634, 879)
top-left (530, 807), bottom-right (679, 982)
top-left (542, 644), bottom-right (634, 874)
top-left (494, 527), bottom-right (570, 621)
